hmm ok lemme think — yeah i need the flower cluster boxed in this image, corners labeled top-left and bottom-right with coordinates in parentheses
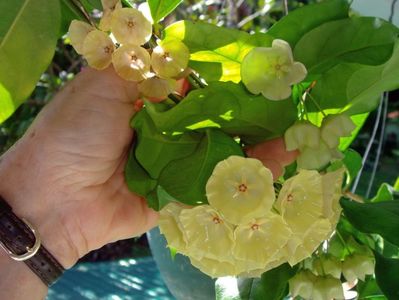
top-left (159, 156), bottom-right (345, 278)
top-left (284, 114), bottom-right (356, 170)
top-left (289, 247), bottom-right (375, 300)
top-left (68, 0), bottom-right (189, 99)
top-left (241, 39), bottom-right (307, 101)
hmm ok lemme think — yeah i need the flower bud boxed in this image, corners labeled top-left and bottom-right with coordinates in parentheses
top-left (68, 20), bottom-right (94, 54)
top-left (111, 7), bottom-right (152, 45)
top-left (284, 121), bottom-right (320, 151)
top-left (296, 142), bottom-right (332, 170)
top-left (99, 0), bottom-right (122, 31)
top-left (82, 30), bottom-right (115, 70)
top-left (112, 44), bottom-right (151, 81)
top-left (151, 39), bottom-right (190, 78)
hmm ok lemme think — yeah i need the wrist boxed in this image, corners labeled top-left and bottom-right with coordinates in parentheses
top-left (0, 136), bottom-right (79, 268)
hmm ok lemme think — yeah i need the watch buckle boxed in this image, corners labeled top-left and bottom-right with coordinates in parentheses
top-left (0, 219), bottom-right (41, 261)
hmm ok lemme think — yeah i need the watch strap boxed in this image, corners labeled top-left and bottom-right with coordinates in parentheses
top-left (0, 196), bottom-right (64, 286)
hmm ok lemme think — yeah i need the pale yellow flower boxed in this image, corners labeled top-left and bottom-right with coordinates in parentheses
top-left (296, 142), bottom-right (332, 170)
top-left (311, 255), bottom-right (342, 279)
top-left (241, 39), bottom-right (307, 100)
top-left (82, 30), bottom-right (115, 70)
top-left (99, 0), bottom-right (122, 31)
top-left (189, 257), bottom-right (239, 278)
top-left (68, 20), bottom-right (94, 54)
top-left (179, 205), bottom-right (235, 262)
top-left (151, 39), bottom-right (190, 78)
top-left (321, 114), bottom-right (356, 149)
top-left (112, 44), bottom-right (151, 81)
top-left (111, 8), bottom-right (152, 45)
top-left (233, 213), bottom-right (291, 266)
top-left (289, 270), bottom-right (317, 299)
top-left (322, 168), bottom-right (345, 227)
top-left (159, 202), bottom-right (187, 254)
top-left (206, 156), bottom-right (275, 225)
top-left (138, 77), bottom-right (177, 99)
top-left (311, 275), bottom-right (344, 300)
top-left (342, 254), bottom-right (375, 282)
top-left (284, 121), bottom-right (321, 151)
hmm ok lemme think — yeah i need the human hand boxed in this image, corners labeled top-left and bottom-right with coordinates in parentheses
top-left (0, 67), bottom-right (158, 268)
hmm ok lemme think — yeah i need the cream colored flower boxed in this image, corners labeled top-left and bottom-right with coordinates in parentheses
top-left (151, 39), bottom-right (190, 78)
top-left (321, 114), bottom-right (356, 149)
top-left (82, 30), bottom-right (115, 70)
top-left (296, 142), bottom-right (332, 170)
top-left (284, 121), bottom-right (320, 151)
top-left (233, 213), bottom-right (291, 266)
top-left (179, 205), bottom-right (234, 262)
top-left (241, 39), bottom-right (307, 100)
top-left (342, 254), bottom-right (375, 282)
top-left (138, 76), bottom-right (177, 100)
top-left (189, 257), bottom-right (239, 278)
top-left (311, 275), bottom-right (344, 300)
top-left (311, 255), bottom-right (342, 279)
top-left (68, 20), bottom-right (94, 54)
top-left (206, 156), bottom-right (275, 225)
top-left (159, 202), bottom-right (187, 254)
top-left (99, 0), bottom-right (122, 31)
top-left (322, 168), bottom-right (345, 227)
top-left (289, 270), bottom-right (317, 299)
top-left (111, 8), bottom-right (152, 45)
top-left (276, 170), bottom-right (324, 231)
top-left (112, 44), bottom-right (151, 81)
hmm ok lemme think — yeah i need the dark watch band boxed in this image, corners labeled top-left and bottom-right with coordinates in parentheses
top-left (0, 196), bottom-right (64, 286)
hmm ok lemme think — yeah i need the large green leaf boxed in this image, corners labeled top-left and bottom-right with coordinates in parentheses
top-left (268, 0), bottom-right (349, 47)
top-left (147, 0), bottom-right (182, 23)
top-left (146, 82), bottom-right (297, 143)
top-left (340, 198), bottom-right (399, 247)
top-left (163, 21), bottom-right (272, 82)
top-left (374, 251), bottom-right (399, 299)
top-left (0, 0), bottom-right (60, 124)
top-left (133, 110), bottom-right (201, 178)
top-left (158, 129), bottom-right (243, 206)
top-left (294, 17), bottom-right (399, 74)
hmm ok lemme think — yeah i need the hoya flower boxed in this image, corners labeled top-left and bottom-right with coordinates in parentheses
top-left (189, 257), bottom-right (239, 278)
top-left (68, 20), bottom-right (94, 54)
top-left (233, 213), bottom-right (292, 266)
top-left (159, 202), bottom-right (187, 254)
top-left (241, 39), bottom-right (307, 100)
top-left (112, 44), bottom-right (151, 81)
top-left (296, 142), bottom-right (332, 170)
top-left (321, 114), bottom-right (356, 148)
top-left (99, 0), bottom-right (122, 31)
top-left (151, 39), bottom-right (190, 78)
top-left (111, 8), bottom-right (152, 45)
top-left (284, 121), bottom-right (320, 151)
top-left (311, 275), bottom-right (344, 300)
top-left (138, 77), bottom-right (177, 100)
top-left (289, 270), bottom-right (317, 299)
top-left (342, 254), bottom-right (375, 282)
top-left (275, 169), bottom-right (324, 232)
top-left (322, 168), bottom-right (345, 226)
top-left (82, 30), bottom-right (115, 70)
top-left (311, 255), bottom-right (342, 279)
top-left (245, 137), bottom-right (298, 180)
top-left (179, 205), bottom-right (234, 262)
top-left (206, 156), bottom-right (275, 225)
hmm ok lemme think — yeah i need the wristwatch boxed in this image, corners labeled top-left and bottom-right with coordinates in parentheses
top-left (0, 196), bottom-right (64, 286)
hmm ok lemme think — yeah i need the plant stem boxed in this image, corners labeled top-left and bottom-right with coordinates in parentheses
top-left (336, 230), bottom-right (352, 255)
top-left (189, 72), bottom-right (207, 88)
top-left (71, 0), bottom-right (96, 27)
top-left (305, 92), bottom-right (327, 117)
top-left (283, 0), bottom-right (289, 16)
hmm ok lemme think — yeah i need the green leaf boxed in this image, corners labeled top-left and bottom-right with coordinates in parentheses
top-left (125, 145), bottom-right (157, 208)
top-left (158, 129), bottom-right (243, 206)
top-left (342, 149), bottom-right (362, 185)
top-left (357, 276), bottom-right (385, 299)
top-left (163, 21), bottom-right (273, 82)
top-left (133, 110), bottom-right (201, 178)
top-left (340, 198), bottom-right (399, 247)
top-left (146, 82), bottom-right (297, 143)
top-left (294, 17), bottom-right (399, 74)
top-left (268, 0), bottom-right (349, 47)
top-left (371, 183), bottom-right (395, 203)
top-left (0, 0), bottom-right (60, 124)
top-left (147, 0), bottom-right (182, 23)
top-left (374, 251), bottom-right (399, 299)
top-left (238, 264), bottom-right (297, 300)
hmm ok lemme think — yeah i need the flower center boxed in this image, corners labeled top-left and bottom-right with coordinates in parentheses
top-left (212, 216), bottom-right (222, 224)
top-left (104, 46), bottom-right (112, 54)
top-left (238, 183), bottom-right (248, 192)
top-left (130, 54), bottom-right (138, 61)
top-left (286, 193), bottom-right (294, 203)
top-left (127, 20), bottom-right (135, 28)
top-left (251, 224), bottom-right (259, 231)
